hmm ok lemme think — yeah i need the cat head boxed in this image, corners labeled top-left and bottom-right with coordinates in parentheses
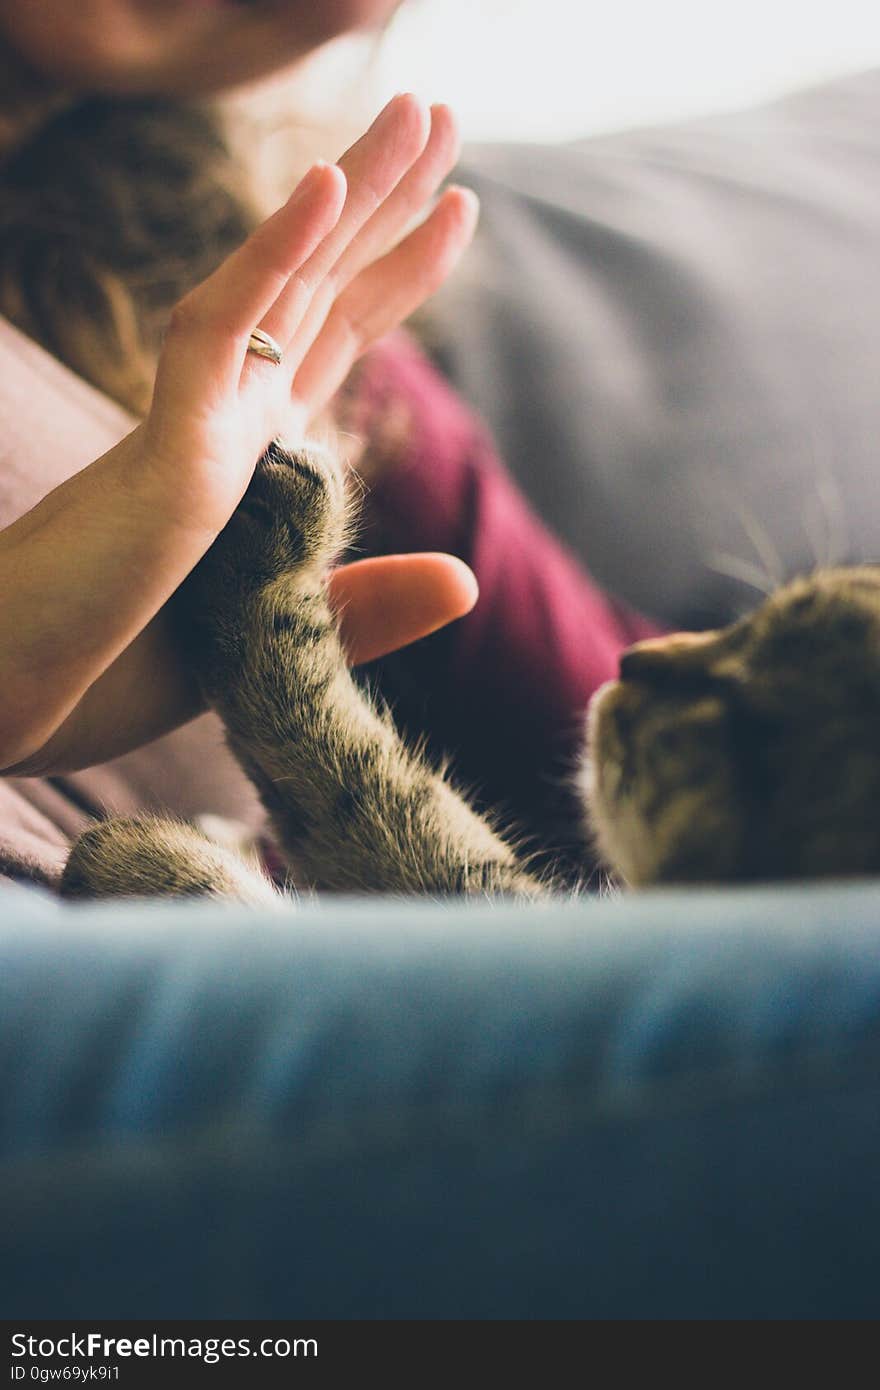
top-left (584, 566), bottom-right (880, 885)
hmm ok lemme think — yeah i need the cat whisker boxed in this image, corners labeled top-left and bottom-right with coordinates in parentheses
top-left (792, 419), bottom-right (847, 571)
top-left (727, 497), bottom-right (785, 589)
top-left (696, 464), bottom-right (784, 597)
top-left (704, 551), bottom-right (775, 598)
top-left (806, 466), bottom-right (848, 572)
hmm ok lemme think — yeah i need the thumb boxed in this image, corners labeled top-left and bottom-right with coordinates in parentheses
top-left (328, 552), bottom-right (479, 666)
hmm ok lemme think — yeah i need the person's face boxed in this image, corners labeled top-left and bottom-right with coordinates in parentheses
top-left (0, 0), bottom-right (400, 95)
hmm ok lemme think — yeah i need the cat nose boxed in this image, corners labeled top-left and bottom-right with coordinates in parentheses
top-left (620, 644), bottom-right (656, 678)
top-left (619, 646), bottom-right (652, 680)
top-left (619, 639), bottom-right (674, 681)
top-left (619, 630), bottom-right (726, 682)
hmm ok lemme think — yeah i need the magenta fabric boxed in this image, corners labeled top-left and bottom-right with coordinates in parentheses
top-left (353, 336), bottom-right (661, 872)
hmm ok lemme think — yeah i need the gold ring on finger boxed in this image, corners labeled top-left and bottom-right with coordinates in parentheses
top-left (247, 327), bottom-right (284, 366)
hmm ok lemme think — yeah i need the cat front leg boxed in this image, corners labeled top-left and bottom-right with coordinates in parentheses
top-left (178, 441), bottom-right (545, 898)
top-left (60, 816), bottom-right (280, 905)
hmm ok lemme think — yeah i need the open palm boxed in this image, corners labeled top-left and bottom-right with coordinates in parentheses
top-left (144, 94), bottom-right (478, 533)
top-left (0, 95), bottom-right (481, 774)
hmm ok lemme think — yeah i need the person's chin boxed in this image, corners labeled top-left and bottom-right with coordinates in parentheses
top-left (130, 1), bottom-right (399, 94)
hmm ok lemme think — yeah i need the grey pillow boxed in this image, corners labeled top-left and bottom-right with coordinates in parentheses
top-left (428, 68), bottom-right (880, 627)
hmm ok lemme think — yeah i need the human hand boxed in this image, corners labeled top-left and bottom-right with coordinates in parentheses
top-left (0, 96), bottom-right (479, 773)
top-left (145, 93), bottom-right (478, 532)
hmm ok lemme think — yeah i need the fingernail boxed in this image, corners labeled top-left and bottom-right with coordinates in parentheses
top-left (287, 161), bottom-right (330, 205)
top-left (448, 186), bottom-right (481, 218)
top-left (378, 91), bottom-right (421, 123)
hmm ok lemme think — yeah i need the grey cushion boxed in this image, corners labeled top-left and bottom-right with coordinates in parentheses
top-left (430, 69), bottom-right (880, 626)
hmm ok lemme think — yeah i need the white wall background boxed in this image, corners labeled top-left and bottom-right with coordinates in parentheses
top-left (367, 0), bottom-right (880, 141)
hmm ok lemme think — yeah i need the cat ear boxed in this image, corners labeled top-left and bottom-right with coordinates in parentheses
top-left (619, 628), bottom-right (745, 682)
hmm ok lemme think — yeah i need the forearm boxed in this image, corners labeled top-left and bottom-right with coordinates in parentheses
top-left (0, 425), bottom-right (222, 771)
top-left (4, 612), bottom-right (204, 776)
top-left (2, 549), bottom-right (477, 778)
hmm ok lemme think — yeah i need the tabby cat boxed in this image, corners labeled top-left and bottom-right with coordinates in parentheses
top-left (60, 440), bottom-right (880, 902)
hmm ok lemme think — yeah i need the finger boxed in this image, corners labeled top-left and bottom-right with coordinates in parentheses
top-left (293, 187), bottom-right (479, 418)
top-left (329, 553), bottom-right (479, 667)
top-left (331, 104), bottom-right (460, 287)
top-left (154, 162), bottom-right (346, 410)
top-left (279, 103), bottom-right (460, 368)
top-left (259, 93), bottom-right (431, 353)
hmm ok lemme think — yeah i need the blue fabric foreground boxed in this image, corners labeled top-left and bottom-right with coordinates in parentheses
top-left (1, 882), bottom-right (879, 1319)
